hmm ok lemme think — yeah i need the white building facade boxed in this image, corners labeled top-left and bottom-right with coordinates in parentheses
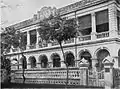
top-left (5, 0), bottom-right (120, 87)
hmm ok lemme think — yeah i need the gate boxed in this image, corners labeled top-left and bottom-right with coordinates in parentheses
top-left (88, 69), bottom-right (105, 87)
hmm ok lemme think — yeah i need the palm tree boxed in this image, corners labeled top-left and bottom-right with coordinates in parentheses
top-left (38, 14), bottom-right (77, 87)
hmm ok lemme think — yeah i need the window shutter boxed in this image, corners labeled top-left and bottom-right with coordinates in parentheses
top-left (78, 14), bottom-right (91, 29)
top-left (96, 9), bottom-right (108, 25)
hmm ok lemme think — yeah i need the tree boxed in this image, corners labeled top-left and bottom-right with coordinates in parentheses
top-left (1, 27), bottom-right (26, 83)
top-left (38, 14), bottom-right (77, 87)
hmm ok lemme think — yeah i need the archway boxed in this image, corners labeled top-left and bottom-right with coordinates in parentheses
top-left (51, 53), bottom-right (61, 67)
top-left (96, 49), bottom-right (110, 70)
top-left (39, 55), bottom-right (48, 68)
top-left (29, 56), bottom-right (36, 68)
top-left (79, 51), bottom-right (92, 68)
top-left (20, 55), bottom-right (27, 69)
top-left (65, 51), bottom-right (75, 67)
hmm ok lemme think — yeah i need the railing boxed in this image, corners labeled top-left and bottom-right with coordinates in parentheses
top-left (113, 68), bottom-right (120, 87)
top-left (12, 48), bottom-right (19, 52)
top-left (96, 31), bottom-right (109, 39)
top-left (12, 67), bottom-right (104, 87)
top-left (78, 35), bottom-right (91, 41)
top-left (88, 69), bottom-right (104, 87)
top-left (51, 41), bottom-right (59, 46)
top-left (64, 38), bottom-right (74, 44)
top-left (29, 44), bottom-right (36, 49)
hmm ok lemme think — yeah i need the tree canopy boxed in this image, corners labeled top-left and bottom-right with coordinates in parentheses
top-left (38, 14), bottom-right (77, 44)
top-left (1, 27), bottom-right (26, 55)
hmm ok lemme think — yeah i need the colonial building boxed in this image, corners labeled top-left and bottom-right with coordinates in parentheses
top-left (5, 0), bottom-right (120, 87)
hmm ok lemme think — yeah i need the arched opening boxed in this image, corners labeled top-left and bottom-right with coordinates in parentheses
top-left (51, 53), bottom-right (61, 67)
top-left (20, 55), bottom-right (27, 69)
top-left (96, 49), bottom-right (110, 70)
top-left (118, 49), bottom-right (120, 67)
top-left (65, 51), bottom-right (75, 67)
top-left (39, 55), bottom-right (48, 68)
top-left (79, 51), bottom-right (92, 68)
top-left (29, 56), bottom-right (36, 68)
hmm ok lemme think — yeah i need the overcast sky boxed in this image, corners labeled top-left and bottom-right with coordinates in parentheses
top-left (1, 0), bottom-right (80, 27)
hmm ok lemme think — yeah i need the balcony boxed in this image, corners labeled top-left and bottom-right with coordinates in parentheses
top-left (38, 43), bottom-right (48, 48)
top-left (29, 44), bottom-right (36, 49)
top-left (51, 41), bottom-right (59, 46)
top-left (7, 31), bottom-right (119, 54)
top-left (78, 35), bottom-right (91, 41)
top-left (64, 38), bottom-right (74, 44)
top-left (12, 48), bottom-right (19, 52)
top-left (96, 31), bottom-right (109, 39)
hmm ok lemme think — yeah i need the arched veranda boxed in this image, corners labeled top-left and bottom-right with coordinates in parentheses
top-left (51, 53), bottom-right (61, 67)
top-left (39, 55), bottom-right (48, 68)
top-left (65, 51), bottom-right (75, 67)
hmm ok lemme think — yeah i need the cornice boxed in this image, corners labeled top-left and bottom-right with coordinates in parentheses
top-left (9, 0), bottom-right (119, 30)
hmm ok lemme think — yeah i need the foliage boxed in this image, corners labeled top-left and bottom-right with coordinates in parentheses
top-left (38, 14), bottom-right (77, 44)
top-left (1, 27), bottom-right (26, 55)
top-left (38, 13), bottom-right (77, 87)
top-left (1, 27), bottom-right (27, 83)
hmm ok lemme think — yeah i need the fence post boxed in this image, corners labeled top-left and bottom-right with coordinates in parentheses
top-left (102, 56), bottom-right (114, 89)
top-left (78, 58), bottom-right (89, 86)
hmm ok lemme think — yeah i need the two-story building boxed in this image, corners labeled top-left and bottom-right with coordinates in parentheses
top-left (4, 0), bottom-right (120, 85)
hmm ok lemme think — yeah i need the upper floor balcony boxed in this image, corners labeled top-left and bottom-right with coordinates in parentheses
top-left (7, 30), bottom-right (120, 54)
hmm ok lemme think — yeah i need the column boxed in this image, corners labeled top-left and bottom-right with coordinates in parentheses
top-left (91, 12), bottom-right (96, 40)
top-left (27, 31), bottom-right (30, 50)
top-left (91, 58), bottom-right (98, 70)
top-left (108, 3), bottom-right (118, 38)
top-left (103, 62), bottom-right (114, 89)
top-left (36, 29), bottom-right (40, 48)
top-left (112, 56), bottom-right (119, 68)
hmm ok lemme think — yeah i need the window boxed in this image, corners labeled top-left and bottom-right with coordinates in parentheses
top-left (96, 9), bottom-right (109, 33)
top-left (78, 14), bottom-right (92, 36)
top-left (30, 30), bottom-right (36, 45)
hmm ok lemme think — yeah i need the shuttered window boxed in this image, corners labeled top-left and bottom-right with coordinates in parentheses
top-left (96, 9), bottom-right (108, 25)
top-left (78, 14), bottom-right (91, 35)
top-left (78, 14), bottom-right (91, 30)
top-left (96, 9), bottom-right (109, 33)
top-left (30, 30), bottom-right (36, 45)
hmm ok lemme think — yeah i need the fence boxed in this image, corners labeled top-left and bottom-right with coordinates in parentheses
top-left (11, 67), bottom-right (104, 87)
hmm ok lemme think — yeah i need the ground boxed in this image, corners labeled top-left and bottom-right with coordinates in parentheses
top-left (1, 83), bottom-right (104, 89)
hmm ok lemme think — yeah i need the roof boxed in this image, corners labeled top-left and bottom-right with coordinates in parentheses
top-left (10, 0), bottom-right (119, 30)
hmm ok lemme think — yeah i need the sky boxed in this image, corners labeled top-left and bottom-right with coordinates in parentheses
top-left (1, 0), bottom-right (80, 27)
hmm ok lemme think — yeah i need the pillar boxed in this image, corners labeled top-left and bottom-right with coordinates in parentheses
top-left (108, 3), bottom-right (118, 38)
top-left (91, 58), bottom-right (98, 70)
top-left (27, 31), bottom-right (30, 50)
top-left (91, 12), bottom-right (96, 40)
top-left (112, 56), bottom-right (119, 68)
top-left (103, 61), bottom-right (114, 89)
top-left (61, 61), bottom-right (66, 68)
top-left (79, 58), bottom-right (89, 86)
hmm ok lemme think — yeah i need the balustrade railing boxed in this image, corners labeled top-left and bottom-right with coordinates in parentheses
top-left (13, 67), bottom-right (105, 87)
top-left (29, 44), bottom-right (36, 49)
top-left (51, 41), bottom-right (59, 46)
top-left (64, 38), bottom-right (74, 44)
top-left (12, 48), bottom-right (19, 52)
top-left (78, 35), bottom-right (91, 41)
top-left (96, 31), bottom-right (109, 39)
